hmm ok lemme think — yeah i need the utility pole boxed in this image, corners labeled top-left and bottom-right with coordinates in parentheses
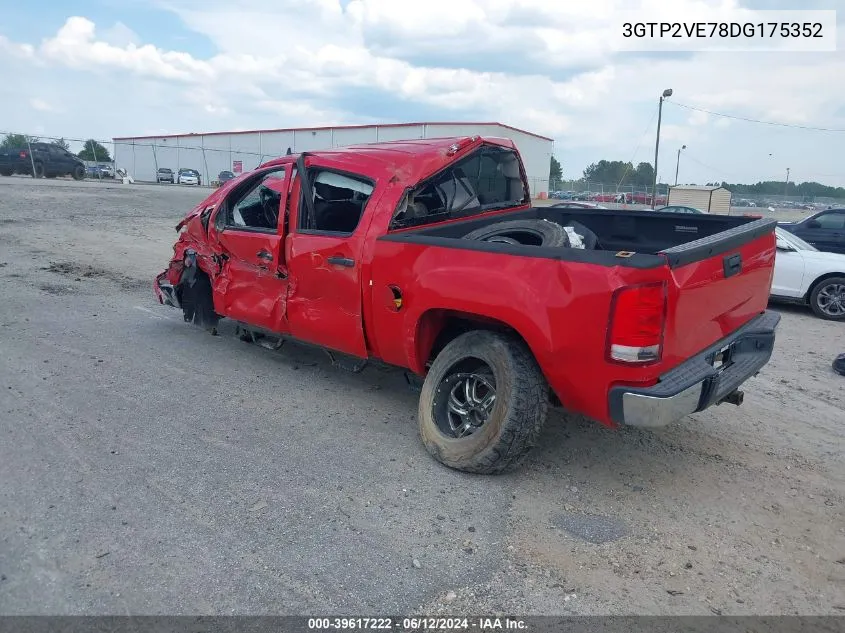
top-left (674, 144), bottom-right (686, 186)
top-left (652, 88), bottom-right (673, 208)
top-left (785, 167), bottom-right (790, 197)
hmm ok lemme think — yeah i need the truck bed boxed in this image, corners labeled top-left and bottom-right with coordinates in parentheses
top-left (382, 207), bottom-right (775, 268)
top-left (375, 206), bottom-right (778, 421)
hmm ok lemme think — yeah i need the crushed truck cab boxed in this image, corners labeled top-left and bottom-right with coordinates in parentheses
top-left (155, 136), bottom-right (780, 474)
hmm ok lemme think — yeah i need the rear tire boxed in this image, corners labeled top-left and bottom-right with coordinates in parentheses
top-left (462, 219), bottom-right (569, 247)
top-left (32, 162), bottom-right (45, 178)
top-left (809, 276), bottom-right (845, 321)
top-left (1, 169), bottom-right (13, 176)
top-left (418, 330), bottom-right (549, 474)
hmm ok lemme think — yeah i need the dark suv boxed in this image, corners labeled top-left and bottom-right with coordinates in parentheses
top-left (0, 142), bottom-right (86, 180)
top-left (779, 208), bottom-right (845, 254)
top-left (157, 168), bottom-right (175, 184)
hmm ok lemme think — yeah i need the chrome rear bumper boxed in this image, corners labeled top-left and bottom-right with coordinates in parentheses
top-left (609, 310), bottom-right (780, 427)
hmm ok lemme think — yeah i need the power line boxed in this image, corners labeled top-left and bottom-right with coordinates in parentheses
top-left (683, 153), bottom-right (845, 187)
top-left (670, 102), bottom-right (845, 133)
top-left (616, 108), bottom-right (659, 189)
top-left (679, 151), bottom-right (731, 180)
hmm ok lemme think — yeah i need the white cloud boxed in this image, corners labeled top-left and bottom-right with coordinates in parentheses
top-left (29, 98), bottom-right (57, 112)
top-left (40, 17), bottom-right (214, 82)
top-left (203, 104), bottom-right (229, 115)
top-left (660, 124), bottom-right (697, 144)
top-left (100, 22), bottom-right (141, 48)
top-left (0, 1), bottom-right (844, 185)
top-left (0, 35), bottom-right (34, 59)
top-left (687, 110), bottom-right (709, 126)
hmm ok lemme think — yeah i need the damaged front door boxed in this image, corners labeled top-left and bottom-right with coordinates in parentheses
top-left (212, 167), bottom-right (290, 332)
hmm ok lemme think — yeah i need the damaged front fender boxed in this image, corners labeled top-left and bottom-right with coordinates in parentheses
top-left (155, 248), bottom-right (200, 309)
top-left (154, 272), bottom-right (180, 308)
top-left (154, 232), bottom-right (218, 308)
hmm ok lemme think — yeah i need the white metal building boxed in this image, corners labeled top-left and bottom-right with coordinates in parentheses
top-left (668, 185), bottom-right (733, 214)
top-left (112, 122), bottom-right (554, 196)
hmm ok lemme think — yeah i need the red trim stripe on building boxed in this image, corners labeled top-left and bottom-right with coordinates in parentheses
top-left (113, 121), bottom-right (553, 142)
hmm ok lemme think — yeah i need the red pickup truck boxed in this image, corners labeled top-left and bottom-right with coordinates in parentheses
top-left (154, 136), bottom-right (780, 474)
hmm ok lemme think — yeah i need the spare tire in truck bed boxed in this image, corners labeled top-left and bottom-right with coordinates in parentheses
top-left (462, 219), bottom-right (570, 248)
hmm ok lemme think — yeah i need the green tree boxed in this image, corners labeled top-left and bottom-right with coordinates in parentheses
top-left (549, 155), bottom-right (562, 184)
top-left (633, 162), bottom-right (654, 187)
top-left (1, 133), bottom-right (39, 149)
top-left (581, 160), bottom-right (655, 189)
top-left (77, 139), bottom-right (111, 162)
top-left (579, 156), bottom-right (845, 201)
top-left (52, 137), bottom-right (70, 151)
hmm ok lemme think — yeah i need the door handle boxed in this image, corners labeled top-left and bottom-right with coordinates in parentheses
top-left (256, 250), bottom-right (273, 262)
top-left (327, 256), bottom-right (354, 268)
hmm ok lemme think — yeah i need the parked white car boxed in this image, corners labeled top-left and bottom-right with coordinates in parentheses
top-left (771, 227), bottom-right (845, 320)
top-left (177, 168), bottom-right (200, 185)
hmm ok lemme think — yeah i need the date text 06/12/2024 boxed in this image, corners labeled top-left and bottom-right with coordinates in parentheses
top-left (307, 617), bottom-right (528, 631)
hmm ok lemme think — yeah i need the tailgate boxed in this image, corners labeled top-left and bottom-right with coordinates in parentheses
top-left (659, 218), bottom-right (777, 367)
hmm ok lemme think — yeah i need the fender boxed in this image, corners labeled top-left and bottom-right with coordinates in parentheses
top-left (163, 234), bottom-right (220, 286)
top-left (400, 265), bottom-right (557, 375)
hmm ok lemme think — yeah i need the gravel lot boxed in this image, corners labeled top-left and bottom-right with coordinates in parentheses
top-left (1, 177), bottom-right (843, 616)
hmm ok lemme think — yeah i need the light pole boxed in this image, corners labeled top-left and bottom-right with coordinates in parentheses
top-left (674, 144), bottom-right (686, 186)
top-left (652, 88), bottom-right (673, 208)
top-left (785, 167), bottom-right (790, 197)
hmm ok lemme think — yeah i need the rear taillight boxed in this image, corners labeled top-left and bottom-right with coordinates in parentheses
top-left (19, 151), bottom-right (27, 159)
top-left (607, 282), bottom-right (667, 364)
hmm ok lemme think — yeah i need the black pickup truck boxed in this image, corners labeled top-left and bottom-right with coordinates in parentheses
top-left (0, 142), bottom-right (86, 180)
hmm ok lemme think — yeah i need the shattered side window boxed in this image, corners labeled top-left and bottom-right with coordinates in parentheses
top-left (390, 145), bottom-right (528, 230)
top-left (228, 168), bottom-right (286, 231)
top-left (298, 169), bottom-right (374, 235)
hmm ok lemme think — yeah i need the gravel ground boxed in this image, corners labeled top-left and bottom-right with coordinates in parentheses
top-left (0, 177), bottom-right (843, 616)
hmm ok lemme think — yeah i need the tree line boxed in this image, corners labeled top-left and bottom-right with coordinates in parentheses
top-left (550, 157), bottom-right (656, 190)
top-left (550, 156), bottom-right (845, 199)
top-left (708, 180), bottom-right (845, 200)
top-left (1, 133), bottom-right (112, 162)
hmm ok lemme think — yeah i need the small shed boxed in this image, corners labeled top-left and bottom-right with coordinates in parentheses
top-left (667, 185), bottom-right (732, 214)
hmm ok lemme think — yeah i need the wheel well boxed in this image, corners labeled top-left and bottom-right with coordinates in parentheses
top-left (418, 309), bottom-right (528, 369)
top-left (180, 265), bottom-right (219, 329)
top-left (805, 273), bottom-right (845, 302)
top-left (416, 309), bottom-right (559, 406)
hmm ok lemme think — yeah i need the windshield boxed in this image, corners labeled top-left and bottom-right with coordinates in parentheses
top-left (390, 144), bottom-right (528, 229)
top-left (777, 227), bottom-right (817, 252)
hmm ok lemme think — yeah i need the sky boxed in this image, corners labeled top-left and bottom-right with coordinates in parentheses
top-left (0, 0), bottom-right (843, 186)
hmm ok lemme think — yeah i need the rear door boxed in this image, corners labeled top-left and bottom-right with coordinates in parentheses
top-left (47, 145), bottom-right (71, 175)
top-left (45, 146), bottom-right (61, 174)
top-left (58, 147), bottom-right (75, 173)
top-left (209, 166), bottom-right (291, 332)
top-left (284, 157), bottom-right (377, 358)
